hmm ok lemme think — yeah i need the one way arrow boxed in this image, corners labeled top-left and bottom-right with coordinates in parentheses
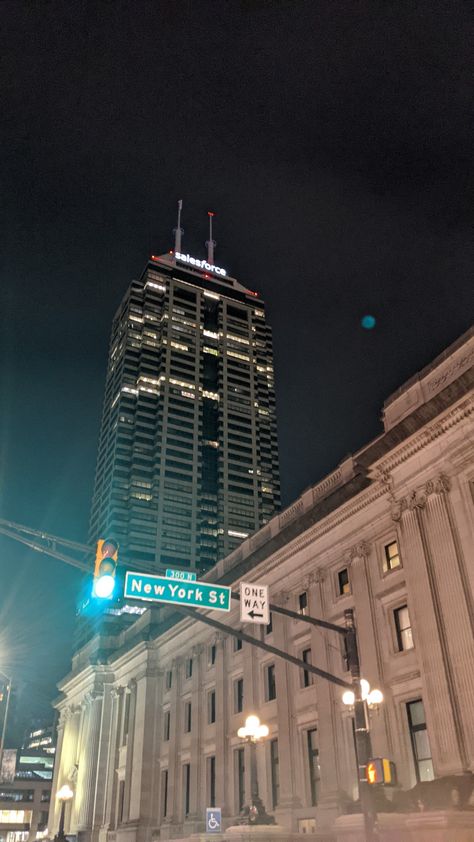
top-left (248, 610), bottom-right (264, 619)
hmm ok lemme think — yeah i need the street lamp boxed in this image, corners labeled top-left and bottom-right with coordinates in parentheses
top-left (54, 784), bottom-right (73, 842)
top-left (237, 715), bottom-right (275, 825)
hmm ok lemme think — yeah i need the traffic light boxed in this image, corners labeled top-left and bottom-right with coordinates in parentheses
top-left (366, 758), bottom-right (397, 786)
top-left (92, 538), bottom-right (119, 599)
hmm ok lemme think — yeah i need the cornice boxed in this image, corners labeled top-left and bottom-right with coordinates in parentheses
top-left (370, 394), bottom-right (473, 477)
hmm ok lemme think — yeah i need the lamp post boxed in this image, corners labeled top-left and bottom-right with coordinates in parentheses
top-left (343, 609), bottom-right (384, 842)
top-left (54, 784), bottom-right (74, 842)
top-left (237, 715), bottom-right (275, 825)
top-left (0, 671), bottom-right (12, 769)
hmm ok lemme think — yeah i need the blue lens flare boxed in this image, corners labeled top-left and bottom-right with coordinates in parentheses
top-left (361, 314), bottom-right (376, 330)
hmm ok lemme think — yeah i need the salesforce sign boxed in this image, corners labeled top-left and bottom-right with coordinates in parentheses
top-left (175, 251), bottom-right (227, 277)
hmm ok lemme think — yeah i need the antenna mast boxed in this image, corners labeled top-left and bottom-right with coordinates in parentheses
top-left (173, 200), bottom-right (183, 254)
top-left (206, 211), bottom-right (216, 263)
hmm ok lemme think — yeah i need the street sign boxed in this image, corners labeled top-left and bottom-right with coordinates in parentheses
top-left (165, 568), bottom-right (197, 582)
top-left (240, 581), bottom-right (270, 625)
top-left (124, 571), bottom-right (231, 612)
top-left (206, 807), bottom-right (222, 833)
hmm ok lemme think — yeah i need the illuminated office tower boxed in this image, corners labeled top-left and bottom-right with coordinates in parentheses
top-left (89, 230), bottom-right (280, 573)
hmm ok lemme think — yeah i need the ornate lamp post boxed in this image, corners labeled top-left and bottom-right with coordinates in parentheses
top-left (54, 784), bottom-right (74, 842)
top-left (237, 715), bottom-right (275, 825)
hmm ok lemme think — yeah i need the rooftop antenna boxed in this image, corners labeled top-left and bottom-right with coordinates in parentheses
top-left (206, 211), bottom-right (216, 264)
top-left (173, 200), bottom-right (183, 254)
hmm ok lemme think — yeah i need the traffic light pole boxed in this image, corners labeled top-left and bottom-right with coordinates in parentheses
top-left (344, 609), bottom-right (379, 842)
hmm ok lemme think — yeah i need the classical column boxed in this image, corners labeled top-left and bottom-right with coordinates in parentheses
top-left (393, 487), bottom-right (465, 774)
top-left (187, 645), bottom-right (204, 823)
top-left (215, 635), bottom-right (230, 815)
top-left (272, 591), bottom-right (301, 811)
top-left (100, 688), bottom-right (121, 832)
top-left (165, 658), bottom-right (182, 825)
top-left (347, 542), bottom-right (391, 757)
top-left (122, 680), bottom-right (137, 822)
top-left (76, 691), bottom-right (104, 839)
top-left (137, 665), bottom-right (164, 838)
top-left (48, 708), bottom-right (67, 834)
top-left (308, 571), bottom-right (342, 829)
top-left (422, 476), bottom-right (474, 769)
top-left (91, 683), bottom-right (115, 838)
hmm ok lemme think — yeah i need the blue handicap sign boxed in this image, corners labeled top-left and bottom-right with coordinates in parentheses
top-left (206, 807), bottom-right (222, 833)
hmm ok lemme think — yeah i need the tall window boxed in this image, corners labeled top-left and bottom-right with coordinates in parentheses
top-left (208, 690), bottom-right (216, 724)
top-left (270, 739), bottom-right (279, 807)
top-left (266, 613), bottom-right (273, 635)
top-left (163, 710), bottom-right (170, 741)
top-left (302, 648), bottom-right (313, 687)
top-left (161, 769), bottom-right (168, 818)
top-left (235, 747), bottom-right (245, 811)
top-left (234, 678), bottom-right (244, 713)
top-left (118, 780), bottom-right (125, 823)
top-left (407, 700), bottom-right (434, 782)
top-left (184, 701), bottom-right (192, 733)
top-left (298, 591), bottom-right (308, 616)
top-left (183, 763), bottom-right (191, 816)
top-left (234, 635), bottom-right (243, 652)
top-left (209, 644), bottom-right (216, 666)
top-left (265, 664), bottom-right (276, 701)
top-left (394, 605), bottom-right (414, 651)
top-left (185, 658), bottom-right (193, 679)
top-left (384, 540), bottom-right (401, 572)
top-left (338, 568), bottom-right (350, 596)
top-left (165, 670), bottom-right (173, 690)
top-left (307, 729), bottom-right (320, 806)
top-left (207, 755), bottom-right (216, 808)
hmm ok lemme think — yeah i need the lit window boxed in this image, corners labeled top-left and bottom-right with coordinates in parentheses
top-left (384, 541), bottom-right (401, 572)
top-left (338, 568), bottom-right (350, 596)
top-left (394, 605), bottom-right (414, 651)
top-left (298, 592), bottom-right (308, 616)
top-left (407, 700), bottom-right (434, 782)
top-left (265, 664), bottom-right (276, 701)
top-left (234, 678), bottom-right (244, 713)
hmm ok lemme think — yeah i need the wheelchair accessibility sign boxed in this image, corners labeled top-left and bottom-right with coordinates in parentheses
top-left (206, 807), bottom-right (222, 833)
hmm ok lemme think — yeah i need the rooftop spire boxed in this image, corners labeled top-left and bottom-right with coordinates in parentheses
top-left (206, 211), bottom-right (216, 264)
top-left (173, 200), bottom-right (183, 254)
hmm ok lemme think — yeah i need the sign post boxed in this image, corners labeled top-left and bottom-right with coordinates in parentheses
top-left (206, 807), bottom-right (222, 833)
top-left (240, 582), bottom-right (269, 625)
top-left (124, 571), bottom-right (231, 612)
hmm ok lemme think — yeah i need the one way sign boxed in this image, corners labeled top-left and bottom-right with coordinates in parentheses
top-left (240, 581), bottom-right (269, 625)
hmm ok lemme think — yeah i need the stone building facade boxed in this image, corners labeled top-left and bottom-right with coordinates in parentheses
top-left (49, 328), bottom-right (474, 841)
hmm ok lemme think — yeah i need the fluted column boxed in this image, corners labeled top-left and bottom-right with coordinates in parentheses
top-left (76, 691), bottom-right (104, 838)
top-left (91, 683), bottom-right (115, 838)
top-left (272, 591), bottom-right (301, 810)
top-left (48, 709), bottom-right (67, 834)
top-left (165, 658), bottom-right (182, 825)
top-left (187, 645), bottom-right (204, 823)
top-left (122, 680), bottom-right (137, 822)
top-left (101, 688), bottom-right (121, 831)
top-left (347, 542), bottom-right (391, 757)
top-left (422, 476), bottom-right (474, 769)
top-left (393, 485), bottom-right (465, 774)
top-left (308, 571), bottom-right (342, 828)
top-left (215, 635), bottom-right (230, 815)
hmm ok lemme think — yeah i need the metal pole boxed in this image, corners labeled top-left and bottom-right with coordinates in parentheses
top-left (55, 799), bottom-right (66, 841)
top-left (344, 609), bottom-right (379, 842)
top-left (0, 673), bottom-right (12, 766)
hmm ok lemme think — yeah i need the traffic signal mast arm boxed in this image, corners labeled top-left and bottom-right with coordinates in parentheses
top-left (230, 590), bottom-right (347, 636)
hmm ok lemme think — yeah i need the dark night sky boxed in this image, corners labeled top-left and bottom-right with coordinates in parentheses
top-left (0, 1), bottom-right (473, 737)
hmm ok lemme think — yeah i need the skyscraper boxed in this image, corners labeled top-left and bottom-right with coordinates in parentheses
top-left (89, 227), bottom-right (280, 574)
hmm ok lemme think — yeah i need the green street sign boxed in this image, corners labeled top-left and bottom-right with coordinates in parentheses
top-left (124, 571), bottom-right (231, 612)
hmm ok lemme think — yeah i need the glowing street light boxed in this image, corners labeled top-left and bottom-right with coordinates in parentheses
top-left (54, 784), bottom-right (73, 842)
top-left (342, 679), bottom-right (384, 711)
top-left (237, 715), bottom-right (274, 825)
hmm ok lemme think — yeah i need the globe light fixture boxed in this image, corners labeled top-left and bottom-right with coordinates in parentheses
top-left (342, 680), bottom-right (383, 711)
top-left (237, 714), bottom-right (269, 742)
top-left (237, 714), bottom-right (274, 825)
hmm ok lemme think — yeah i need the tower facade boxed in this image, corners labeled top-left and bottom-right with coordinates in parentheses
top-left (89, 249), bottom-right (280, 573)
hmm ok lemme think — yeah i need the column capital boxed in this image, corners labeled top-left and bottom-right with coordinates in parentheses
top-left (425, 473), bottom-right (451, 496)
top-left (349, 540), bottom-right (371, 561)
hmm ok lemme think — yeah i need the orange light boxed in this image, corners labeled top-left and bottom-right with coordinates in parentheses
top-left (367, 762), bottom-right (377, 784)
top-left (208, 211), bottom-right (215, 217)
